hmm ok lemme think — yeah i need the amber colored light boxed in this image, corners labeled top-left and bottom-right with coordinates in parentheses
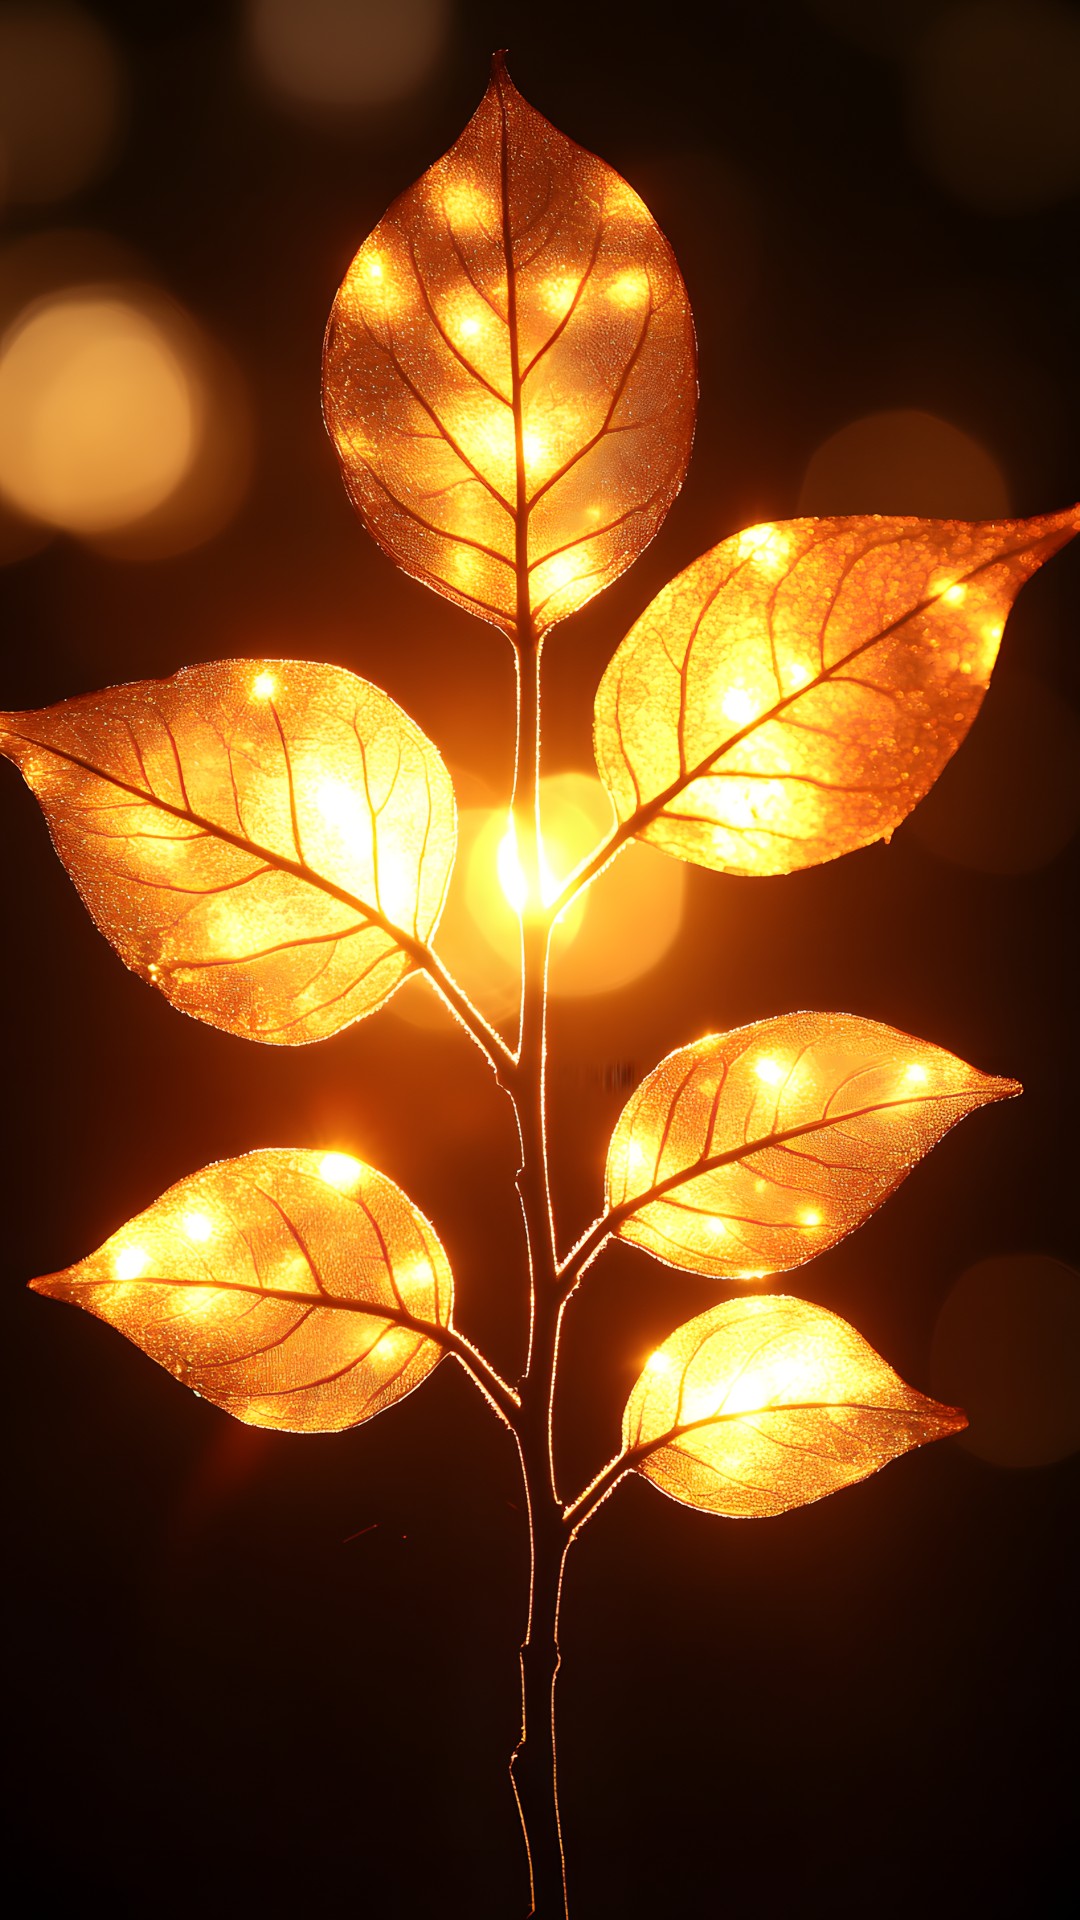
top-left (0, 293), bottom-right (197, 533)
top-left (321, 55), bottom-right (696, 640)
top-left (594, 507), bottom-right (1080, 876)
top-left (0, 658), bottom-right (456, 1043)
top-left (605, 1011), bottom-right (1019, 1280)
top-left (30, 1148), bottom-right (453, 1433)
top-left (624, 1294), bottom-right (967, 1519)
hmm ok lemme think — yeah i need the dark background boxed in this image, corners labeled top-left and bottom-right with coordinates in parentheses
top-left (2, 3), bottom-right (1077, 1915)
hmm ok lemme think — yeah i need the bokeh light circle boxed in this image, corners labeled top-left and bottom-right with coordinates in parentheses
top-left (0, 283), bottom-right (251, 554)
top-left (393, 771), bottom-right (686, 1032)
top-left (908, 0), bottom-right (1080, 214)
top-left (247, 0), bottom-right (449, 111)
top-left (0, 2), bottom-right (123, 208)
top-left (931, 1254), bottom-right (1080, 1467)
top-left (798, 408), bottom-right (1009, 518)
top-left (0, 294), bottom-right (195, 533)
top-left (907, 668), bottom-right (1080, 874)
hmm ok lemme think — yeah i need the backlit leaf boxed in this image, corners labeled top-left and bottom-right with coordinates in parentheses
top-left (624, 1294), bottom-right (966, 1518)
top-left (605, 1011), bottom-right (1018, 1279)
top-left (323, 54), bottom-right (696, 640)
top-left (594, 507), bottom-right (1079, 874)
top-left (30, 1148), bottom-right (453, 1433)
top-left (0, 659), bottom-right (455, 1044)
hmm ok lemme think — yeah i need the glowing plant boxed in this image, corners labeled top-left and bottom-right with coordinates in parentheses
top-left (3, 56), bottom-right (1076, 1918)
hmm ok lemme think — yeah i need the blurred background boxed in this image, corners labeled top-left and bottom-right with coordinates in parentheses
top-left (1, 2), bottom-right (1077, 1913)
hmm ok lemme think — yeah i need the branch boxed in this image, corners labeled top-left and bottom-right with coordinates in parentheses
top-left (563, 1448), bottom-right (638, 1531)
top-left (555, 1211), bottom-right (615, 1293)
top-left (58, 1268), bottom-right (520, 1423)
top-left (443, 1326), bottom-right (521, 1425)
top-left (414, 939), bottom-right (517, 1078)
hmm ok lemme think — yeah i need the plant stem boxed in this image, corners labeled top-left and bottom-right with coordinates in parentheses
top-left (499, 599), bottom-right (572, 1914)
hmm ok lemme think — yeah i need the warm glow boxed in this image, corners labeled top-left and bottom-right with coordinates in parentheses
top-left (0, 658), bottom-right (456, 1045)
top-left (248, 0), bottom-right (449, 111)
top-left (594, 508), bottom-right (1078, 878)
top-left (323, 58), bottom-right (696, 637)
top-left (905, 1063), bottom-right (929, 1084)
top-left (0, 4), bottom-right (122, 207)
top-left (797, 409), bottom-right (1009, 521)
top-left (0, 294), bottom-right (199, 534)
top-left (606, 1013), bottom-right (1019, 1281)
top-left (607, 271), bottom-right (649, 307)
top-left (31, 1148), bottom-right (454, 1433)
top-left (319, 1151), bottom-right (363, 1190)
top-left (721, 687), bottom-right (758, 726)
top-left (624, 1295), bottom-right (966, 1518)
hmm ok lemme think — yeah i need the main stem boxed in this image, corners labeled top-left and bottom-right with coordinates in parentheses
top-left (506, 619), bottom-right (571, 1917)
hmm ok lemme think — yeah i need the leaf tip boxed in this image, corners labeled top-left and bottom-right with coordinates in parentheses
top-left (934, 1400), bottom-right (969, 1439)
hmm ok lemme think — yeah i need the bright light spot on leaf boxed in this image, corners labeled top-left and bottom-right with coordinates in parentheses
top-left (114, 1246), bottom-right (148, 1280)
top-left (626, 1295), bottom-right (966, 1517)
top-left (645, 1350), bottom-right (671, 1374)
top-left (251, 672), bottom-right (277, 699)
top-left (905, 1063), bottom-right (929, 1084)
top-left (721, 687), bottom-right (757, 725)
top-left (441, 179), bottom-right (490, 226)
top-left (594, 507), bottom-right (1077, 878)
top-left (458, 315), bottom-right (482, 339)
top-left (942, 583), bottom-right (967, 606)
top-left (541, 277), bottom-right (576, 316)
top-left (735, 522), bottom-right (791, 577)
top-left (182, 1211), bottom-right (214, 1243)
top-left (322, 60), bottom-right (696, 637)
top-left (318, 1152), bottom-right (363, 1190)
top-left (606, 1013), bottom-right (1020, 1282)
top-left (607, 272), bottom-right (648, 307)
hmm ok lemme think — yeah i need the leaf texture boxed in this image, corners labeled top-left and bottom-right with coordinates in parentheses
top-left (0, 660), bottom-right (455, 1044)
top-left (594, 507), bottom-right (1079, 875)
top-left (30, 1149), bottom-right (453, 1433)
top-left (323, 54), bottom-right (696, 639)
top-left (605, 1012), bottom-right (1018, 1279)
top-left (623, 1295), bottom-right (966, 1518)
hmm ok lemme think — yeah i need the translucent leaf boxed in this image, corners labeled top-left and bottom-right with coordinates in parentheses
top-left (594, 507), bottom-right (1079, 875)
top-left (624, 1294), bottom-right (966, 1518)
top-left (30, 1148), bottom-right (453, 1433)
top-left (0, 659), bottom-right (455, 1044)
top-left (323, 53), bottom-right (696, 640)
top-left (605, 1011), bottom-right (1018, 1279)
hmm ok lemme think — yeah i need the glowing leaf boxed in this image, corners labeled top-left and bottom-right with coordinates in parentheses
top-left (624, 1294), bottom-right (966, 1518)
top-left (594, 507), bottom-right (1079, 874)
top-left (0, 659), bottom-right (455, 1044)
top-left (605, 1012), bottom-right (1018, 1279)
top-left (30, 1149), bottom-right (453, 1433)
top-left (323, 53), bottom-right (696, 640)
